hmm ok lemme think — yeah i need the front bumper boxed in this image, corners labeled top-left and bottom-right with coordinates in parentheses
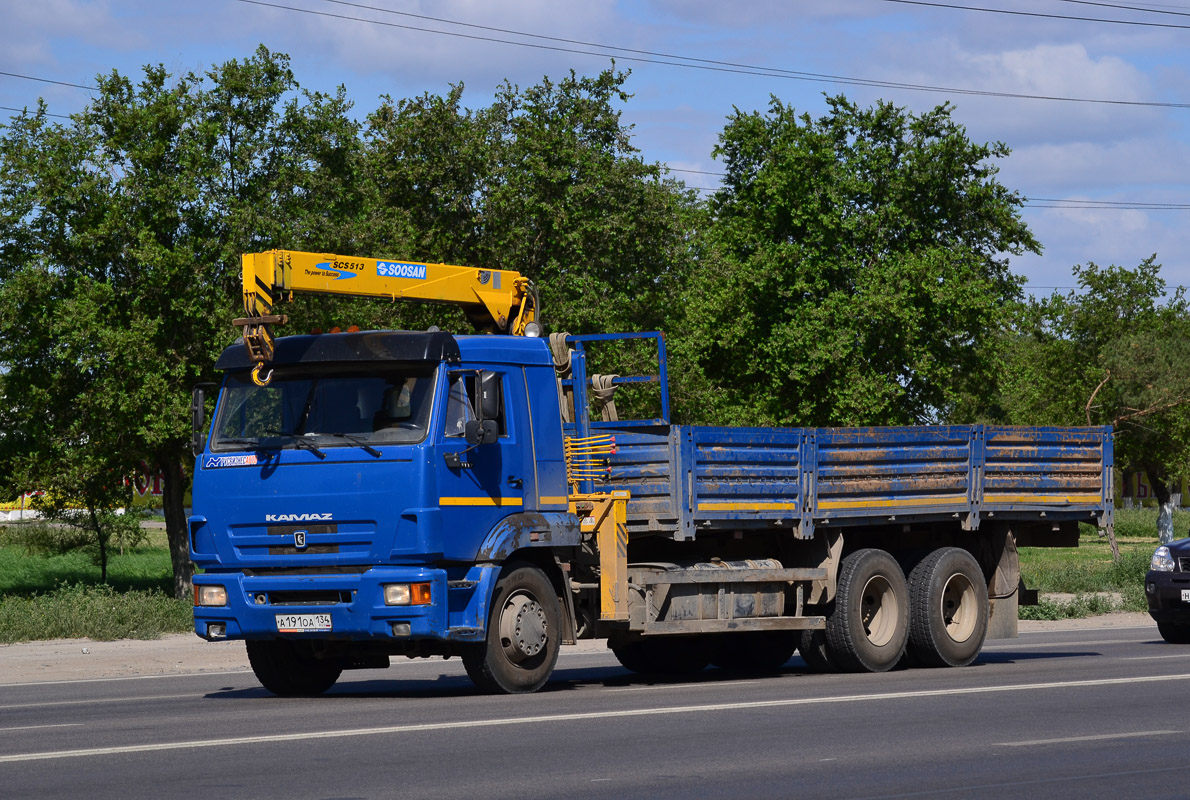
top-left (1145, 568), bottom-right (1190, 624)
top-left (193, 565), bottom-right (492, 643)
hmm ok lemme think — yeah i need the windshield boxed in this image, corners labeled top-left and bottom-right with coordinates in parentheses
top-left (211, 365), bottom-right (438, 451)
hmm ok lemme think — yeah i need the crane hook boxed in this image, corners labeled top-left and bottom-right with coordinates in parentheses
top-left (251, 363), bottom-right (273, 387)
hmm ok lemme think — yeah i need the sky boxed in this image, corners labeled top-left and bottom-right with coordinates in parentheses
top-left (3, 0), bottom-right (1189, 295)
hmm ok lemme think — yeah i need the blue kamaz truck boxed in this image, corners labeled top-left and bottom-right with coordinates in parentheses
top-left (189, 251), bottom-right (1115, 695)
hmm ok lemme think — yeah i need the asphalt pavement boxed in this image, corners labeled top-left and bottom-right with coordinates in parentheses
top-left (0, 614), bottom-right (1184, 800)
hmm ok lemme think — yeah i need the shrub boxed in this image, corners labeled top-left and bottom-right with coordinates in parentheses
top-left (1019, 593), bottom-right (1120, 621)
top-left (0, 582), bottom-right (191, 643)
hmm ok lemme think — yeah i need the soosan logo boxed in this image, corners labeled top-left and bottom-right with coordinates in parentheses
top-left (377, 261), bottom-right (428, 280)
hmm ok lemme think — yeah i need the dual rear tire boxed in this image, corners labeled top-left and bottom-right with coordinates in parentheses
top-left (803, 546), bottom-right (989, 673)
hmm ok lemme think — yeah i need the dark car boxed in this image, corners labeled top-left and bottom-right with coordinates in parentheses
top-left (1146, 538), bottom-right (1190, 643)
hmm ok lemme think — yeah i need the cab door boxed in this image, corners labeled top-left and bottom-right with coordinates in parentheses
top-left (436, 368), bottom-right (533, 561)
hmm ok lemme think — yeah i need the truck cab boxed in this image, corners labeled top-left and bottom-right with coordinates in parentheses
top-left (191, 330), bottom-right (577, 694)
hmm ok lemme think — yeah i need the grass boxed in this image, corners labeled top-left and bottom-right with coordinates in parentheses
top-left (0, 582), bottom-right (192, 644)
top-left (1017, 506), bottom-right (1179, 620)
top-left (0, 522), bottom-right (191, 643)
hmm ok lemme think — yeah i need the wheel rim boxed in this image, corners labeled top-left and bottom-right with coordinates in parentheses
top-left (940, 571), bottom-right (978, 643)
top-left (499, 591), bottom-right (548, 664)
top-left (860, 574), bottom-right (899, 647)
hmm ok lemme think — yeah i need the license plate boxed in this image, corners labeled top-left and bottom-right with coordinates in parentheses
top-left (275, 613), bottom-right (332, 633)
top-left (1181, 590), bottom-right (1190, 603)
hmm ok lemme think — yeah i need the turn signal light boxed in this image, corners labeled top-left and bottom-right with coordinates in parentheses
top-left (383, 582), bottom-right (432, 606)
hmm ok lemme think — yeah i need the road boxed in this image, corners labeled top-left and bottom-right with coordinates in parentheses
top-left (0, 624), bottom-right (1186, 800)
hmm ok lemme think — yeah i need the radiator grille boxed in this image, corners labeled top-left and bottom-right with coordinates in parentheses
top-left (258, 590), bottom-right (351, 606)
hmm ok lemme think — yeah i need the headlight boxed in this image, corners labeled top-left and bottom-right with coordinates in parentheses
top-left (194, 585), bottom-right (228, 606)
top-left (383, 582), bottom-right (432, 606)
top-left (1151, 546), bottom-right (1176, 572)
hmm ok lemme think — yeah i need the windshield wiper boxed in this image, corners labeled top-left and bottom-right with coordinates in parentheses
top-left (327, 432), bottom-right (382, 458)
top-left (263, 429), bottom-right (327, 459)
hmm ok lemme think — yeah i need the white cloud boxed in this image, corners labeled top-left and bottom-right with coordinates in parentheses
top-left (870, 40), bottom-right (1165, 148)
top-left (1003, 138), bottom-right (1190, 194)
top-left (1014, 203), bottom-right (1190, 292)
top-left (647, 0), bottom-right (874, 27)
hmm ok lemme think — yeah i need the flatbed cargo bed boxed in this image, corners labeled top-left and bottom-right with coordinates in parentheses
top-left (600, 424), bottom-right (1113, 541)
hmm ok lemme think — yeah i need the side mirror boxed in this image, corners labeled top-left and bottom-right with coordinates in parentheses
top-left (464, 419), bottom-right (498, 446)
top-left (191, 382), bottom-right (217, 457)
top-left (476, 371), bottom-right (501, 422)
top-left (444, 419), bottom-right (499, 469)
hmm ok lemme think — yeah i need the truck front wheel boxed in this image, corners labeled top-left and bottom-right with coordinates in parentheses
top-left (906, 547), bottom-right (989, 667)
top-left (463, 562), bottom-right (561, 694)
top-left (825, 548), bottom-right (910, 673)
top-left (245, 639), bottom-right (343, 697)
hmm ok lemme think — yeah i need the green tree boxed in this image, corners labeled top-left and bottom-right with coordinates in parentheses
top-left (686, 95), bottom-right (1037, 427)
top-left (354, 69), bottom-right (700, 340)
top-left (0, 47), bottom-right (359, 598)
top-left (478, 70), bottom-right (698, 336)
top-left (992, 258), bottom-right (1190, 544)
top-left (0, 258), bottom-right (150, 583)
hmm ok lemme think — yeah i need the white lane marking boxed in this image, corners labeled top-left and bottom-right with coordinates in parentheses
top-left (2, 672), bottom-right (1188, 764)
top-left (0, 694), bottom-right (197, 711)
top-left (0, 669), bottom-right (252, 689)
top-left (1122, 653), bottom-right (1190, 660)
top-left (0, 724), bottom-right (83, 733)
top-left (996, 730), bottom-right (1180, 747)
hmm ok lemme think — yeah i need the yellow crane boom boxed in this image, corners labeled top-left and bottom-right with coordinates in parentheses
top-left (233, 249), bottom-right (539, 382)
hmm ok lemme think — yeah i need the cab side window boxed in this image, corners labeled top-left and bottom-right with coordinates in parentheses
top-left (445, 372), bottom-right (506, 437)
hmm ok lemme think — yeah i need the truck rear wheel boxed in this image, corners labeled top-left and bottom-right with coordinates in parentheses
top-left (906, 547), bottom-right (989, 667)
top-left (611, 637), bottom-right (711, 675)
top-left (463, 562), bottom-right (561, 694)
top-left (825, 548), bottom-right (909, 673)
top-left (710, 631), bottom-right (798, 672)
top-left (797, 627), bottom-right (840, 673)
top-left (245, 639), bottom-right (343, 697)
